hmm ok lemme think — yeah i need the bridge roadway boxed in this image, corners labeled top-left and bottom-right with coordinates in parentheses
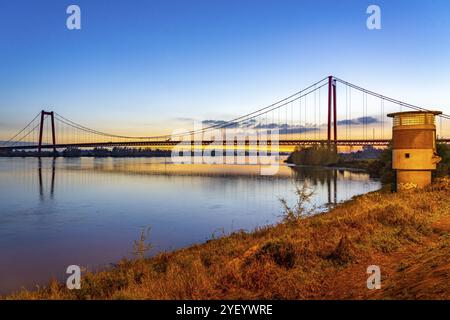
top-left (1, 139), bottom-right (449, 151)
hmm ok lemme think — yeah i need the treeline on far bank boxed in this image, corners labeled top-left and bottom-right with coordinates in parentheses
top-left (286, 143), bottom-right (450, 183)
top-left (0, 147), bottom-right (172, 158)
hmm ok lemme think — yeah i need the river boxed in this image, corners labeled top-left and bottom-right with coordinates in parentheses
top-left (0, 157), bottom-right (380, 294)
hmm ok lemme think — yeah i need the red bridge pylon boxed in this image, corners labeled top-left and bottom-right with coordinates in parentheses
top-left (38, 110), bottom-right (56, 153)
top-left (327, 76), bottom-right (337, 147)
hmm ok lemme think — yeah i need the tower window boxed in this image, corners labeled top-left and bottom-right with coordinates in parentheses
top-left (405, 153), bottom-right (410, 159)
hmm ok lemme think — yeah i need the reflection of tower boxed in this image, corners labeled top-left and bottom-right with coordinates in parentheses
top-left (326, 170), bottom-right (338, 205)
top-left (327, 175), bottom-right (331, 204)
top-left (333, 170), bottom-right (337, 204)
top-left (38, 158), bottom-right (56, 201)
top-left (290, 166), bottom-right (339, 206)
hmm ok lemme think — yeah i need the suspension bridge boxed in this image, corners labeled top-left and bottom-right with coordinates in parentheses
top-left (1, 76), bottom-right (449, 153)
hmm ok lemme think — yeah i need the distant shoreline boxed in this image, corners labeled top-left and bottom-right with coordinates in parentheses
top-left (0, 154), bottom-right (171, 158)
top-left (0, 149), bottom-right (172, 158)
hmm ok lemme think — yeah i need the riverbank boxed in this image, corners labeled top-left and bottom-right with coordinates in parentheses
top-left (284, 145), bottom-right (392, 180)
top-left (5, 179), bottom-right (450, 300)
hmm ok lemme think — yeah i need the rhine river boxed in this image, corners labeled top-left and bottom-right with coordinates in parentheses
top-left (0, 157), bottom-right (381, 294)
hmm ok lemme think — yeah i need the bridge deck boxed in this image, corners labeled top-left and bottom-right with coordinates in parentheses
top-left (0, 139), bottom-right (449, 151)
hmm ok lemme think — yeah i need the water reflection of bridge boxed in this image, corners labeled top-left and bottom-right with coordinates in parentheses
top-left (35, 158), bottom-right (372, 207)
top-left (38, 158), bottom-right (55, 201)
top-left (290, 166), bottom-right (341, 206)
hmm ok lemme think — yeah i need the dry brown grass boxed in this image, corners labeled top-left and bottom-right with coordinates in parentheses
top-left (5, 179), bottom-right (450, 300)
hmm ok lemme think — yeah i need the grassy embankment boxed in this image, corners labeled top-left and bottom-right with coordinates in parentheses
top-left (6, 178), bottom-right (450, 300)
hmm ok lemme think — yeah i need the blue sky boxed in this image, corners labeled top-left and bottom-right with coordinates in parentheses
top-left (0, 0), bottom-right (449, 136)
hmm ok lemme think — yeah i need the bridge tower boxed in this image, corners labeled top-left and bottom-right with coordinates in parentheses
top-left (327, 76), bottom-right (337, 149)
top-left (38, 110), bottom-right (57, 153)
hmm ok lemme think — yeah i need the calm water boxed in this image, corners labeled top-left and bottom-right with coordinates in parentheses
top-left (0, 157), bottom-right (380, 294)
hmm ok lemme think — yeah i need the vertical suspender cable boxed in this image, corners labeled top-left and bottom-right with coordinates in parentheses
top-left (316, 88), bottom-right (321, 140)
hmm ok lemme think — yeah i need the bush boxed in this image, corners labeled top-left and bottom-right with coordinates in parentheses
top-left (327, 236), bottom-right (357, 265)
top-left (286, 144), bottom-right (338, 166)
top-left (254, 239), bottom-right (296, 269)
top-left (435, 144), bottom-right (450, 177)
top-left (279, 184), bottom-right (315, 222)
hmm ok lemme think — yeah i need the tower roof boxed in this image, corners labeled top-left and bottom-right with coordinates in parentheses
top-left (387, 110), bottom-right (442, 118)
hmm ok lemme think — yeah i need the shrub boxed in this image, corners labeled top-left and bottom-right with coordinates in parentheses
top-left (255, 239), bottom-right (296, 269)
top-left (286, 144), bottom-right (338, 166)
top-left (327, 236), bottom-right (357, 265)
top-left (279, 184), bottom-right (315, 222)
top-left (435, 144), bottom-right (450, 177)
